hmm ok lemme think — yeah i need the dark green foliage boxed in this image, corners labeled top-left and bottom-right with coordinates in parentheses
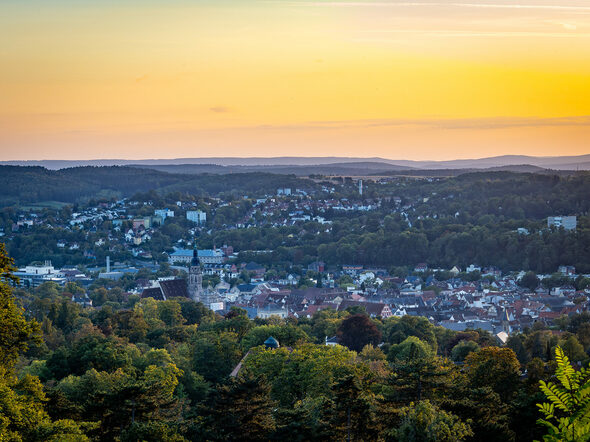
top-left (202, 376), bottom-right (276, 442)
top-left (464, 347), bottom-right (521, 401)
top-left (46, 335), bottom-right (132, 380)
top-left (443, 385), bottom-right (515, 442)
top-left (387, 353), bottom-right (453, 404)
top-left (191, 331), bottom-right (243, 383)
top-left (329, 374), bottom-right (383, 441)
top-left (271, 399), bottom-right (333, 441)
top-left (383, 316), bottom-right (438, 352)
top-left (450, 340), bottom-right (480, 363)
top-left (120, 421), bottom-right (187, 442)
top-left (50, 363), bottom-right (183, 442)
top-left (241, 324), bottom-right (310, 350)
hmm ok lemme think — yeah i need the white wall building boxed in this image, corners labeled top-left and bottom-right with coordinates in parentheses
top-left (548, 216), bottom-right (577, 231)
top-left (155, 209), bottom-right (174, 219)
top-left (186, 210), bottom-right (207, 225)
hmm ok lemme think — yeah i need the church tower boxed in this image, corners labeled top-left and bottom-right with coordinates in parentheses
top-left (188, 248), bottom-right (203, 302)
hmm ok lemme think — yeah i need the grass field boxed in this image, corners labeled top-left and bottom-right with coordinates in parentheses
top-left (18, 201), bottom-right (70, 210)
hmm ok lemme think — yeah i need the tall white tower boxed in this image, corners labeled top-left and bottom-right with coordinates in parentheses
top-left (359, 179), bottom-right (363, 196)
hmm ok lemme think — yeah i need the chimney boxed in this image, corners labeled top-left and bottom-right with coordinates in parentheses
top-left (106, 256), bottom-right (111, 273)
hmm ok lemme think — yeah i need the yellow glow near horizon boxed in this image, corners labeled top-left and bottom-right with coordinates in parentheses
top-left (0, 0), bottom-right (589, 160)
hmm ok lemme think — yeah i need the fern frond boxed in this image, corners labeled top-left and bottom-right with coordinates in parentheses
top-left (540, 381), bottom-right (572, 412)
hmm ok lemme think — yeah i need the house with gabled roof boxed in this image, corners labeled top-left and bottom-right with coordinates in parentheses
top-left (337, 300), bottom-right (392, 318)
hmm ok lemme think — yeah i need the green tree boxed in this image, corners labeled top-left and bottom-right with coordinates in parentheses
top-left (53, 363), bottom-right (183, 441)
top-left (134, 298), bottom-right (165, 329)
top-left (157, 300), bottom-right (186, 328)
top-left (120, 421), bottom-right (186, 442)
top-left (0, 243), bottom-right (87, 440)
top-left (203, 375), bottom-right (276, 442)
top-left (330, 374), bottom-right (383, 441)
top-left (388, 336), bottom-right (433, 363)
top-left (192, 331), bottom-right (242, 383)
top-left (46, 335), bottom-right (132, 380)
top-left (271, 397), bottom-right (333, 441)
top-left (309, 308), bottom-right (347, 343)
top-left (559, 335), bottom-right (587, 363)
top-left (450, 340), bottom-right (480, 363)
top-left (0, 243), bottom-right (40, 370)
top-left (0, 373), bottom-right (91, 441)
top-left (382, 316), bottom-right (437, 353)
top-left (391, 400), bottom-right (473, 442)
top-left (241, 324), bottom-right (310, 351)
top-left (385, 337), bottom-right (454, 407)
top-left (464, 347), bottom-right (520, 402)
top-left (506, 334), bottom-right (530, 365)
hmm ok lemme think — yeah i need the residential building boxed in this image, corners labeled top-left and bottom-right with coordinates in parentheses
top-left (154, 209), bottom-right (174, 220)
top-left (548, 216), bottom-right (577, 231)
top-left (186, 210), bottom-right (207, 225)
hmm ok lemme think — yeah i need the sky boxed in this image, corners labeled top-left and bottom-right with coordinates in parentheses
top-left (1, 0), bottom-right (589, 161)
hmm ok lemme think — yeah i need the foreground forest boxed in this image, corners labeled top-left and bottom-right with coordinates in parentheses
top-left (1, 244), bottom-right (590, 441)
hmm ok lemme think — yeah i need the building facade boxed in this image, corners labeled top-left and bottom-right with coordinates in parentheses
top-left (548, 216), bottom-right (577, 231)
top-left (186, 210), bottom-right (207, 225)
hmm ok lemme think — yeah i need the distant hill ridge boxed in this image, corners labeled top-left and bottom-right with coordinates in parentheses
top-left (2, 154), bottom-right (590, 170)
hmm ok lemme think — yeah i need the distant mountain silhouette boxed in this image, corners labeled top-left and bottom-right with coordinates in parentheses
top-left (2, 154), bottom-right (590, 170)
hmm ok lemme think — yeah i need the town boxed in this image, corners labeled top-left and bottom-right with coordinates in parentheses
top-left (4, 172), bottom-right (587, 344)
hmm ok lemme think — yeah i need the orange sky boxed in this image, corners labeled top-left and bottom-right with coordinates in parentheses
top-left (1, 0), bottom-right (589, 161)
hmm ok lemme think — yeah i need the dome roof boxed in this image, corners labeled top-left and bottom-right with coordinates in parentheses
top-left (264, 336), bottom-right (280, 349)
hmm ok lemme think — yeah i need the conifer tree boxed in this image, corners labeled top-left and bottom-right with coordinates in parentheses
top-left (204, 375), bottom-right (276, 441)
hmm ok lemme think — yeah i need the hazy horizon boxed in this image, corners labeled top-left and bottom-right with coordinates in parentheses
top-left (3, 152), bottom-right (590, 163)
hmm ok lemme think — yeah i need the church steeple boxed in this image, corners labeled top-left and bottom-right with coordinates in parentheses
top-left (191, 246), bottom-right (200, 266)
top-left (188, 245), bottom-right (203, 302)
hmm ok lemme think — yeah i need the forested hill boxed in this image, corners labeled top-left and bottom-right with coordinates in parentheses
top-left (399, 171), bottom-right (590, 219)
top-left (0, 166), bottom-right (314, 206)
top-left (1, 165), bottom-right (590, 217)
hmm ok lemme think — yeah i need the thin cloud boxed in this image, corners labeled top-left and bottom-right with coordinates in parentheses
top-left (209, 106), bottom-right (231, 113)
top-left (271, 1), bottom-right (590, 11)
top-left (250, 116), bottom-right (590, 131)
top-left (453, 3), bottom-right (590, 11)
top-left (357, 30), bottom-right (590, 37)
